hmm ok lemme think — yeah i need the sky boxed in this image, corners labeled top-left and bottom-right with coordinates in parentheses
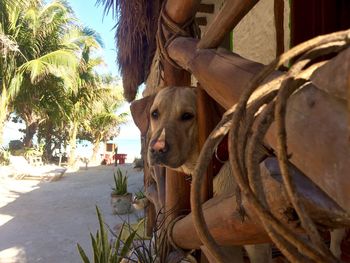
top-left (3, 0), bottom-right (141, 161)
top-left (69, 0), bottom-right (118, 74)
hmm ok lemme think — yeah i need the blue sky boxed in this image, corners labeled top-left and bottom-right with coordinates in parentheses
top-left (69, 0), bottom-right (118, 75)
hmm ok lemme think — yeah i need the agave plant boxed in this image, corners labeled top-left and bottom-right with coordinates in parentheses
top-left (111, 168), bottom-right (128, 196)
top-left (77, 206), bottom-right (136, 263)
top-left (134, 189), bottom-right (146, 200)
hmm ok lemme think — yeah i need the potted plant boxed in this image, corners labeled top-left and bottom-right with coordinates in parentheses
top-left (132, 189), bottom-right (149, 210)
top-left (111, 168), bottom-right (132, 214)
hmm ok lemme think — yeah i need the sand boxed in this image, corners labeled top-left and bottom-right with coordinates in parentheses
top-left (0, 164), bottom-right (143, 263)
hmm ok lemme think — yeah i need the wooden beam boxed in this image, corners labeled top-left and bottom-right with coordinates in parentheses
top-left (171, 158), bottom-right (350, 249)
top-left (198, 0), bottom-right (259, 49)
top-left (168, 37), bottom-right (281, 109)
top-left (198, 3), bottom-right (215, 14)
top-left (165, 0), bottom-right (201, 25)
top-left (266, 47), bottom-right (350, 212)
top-left (167, 37), bottom-right (350, 213)
top-left (196, 16), bottom-right (207, 26)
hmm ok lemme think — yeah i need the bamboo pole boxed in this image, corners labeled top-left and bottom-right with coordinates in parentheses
top-left (161, 0), bottom-right (200, 224)
top-left (168, 37), bottom-right (281, 109)
top-left (198, 0), bottom-right (259, 49)
top-left (171, 158), bottom-right (350, 249)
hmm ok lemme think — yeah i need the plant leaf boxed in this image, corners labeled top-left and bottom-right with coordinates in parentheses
top-left (76, 243), bottom-right (91, 263)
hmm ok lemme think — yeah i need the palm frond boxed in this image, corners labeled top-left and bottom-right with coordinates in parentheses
top-left (95, 0), bottom-right (119, 19)
top-left (82, 26), bottom-right (104, 48)
top-left (18, 49), bottom-right (78, 83)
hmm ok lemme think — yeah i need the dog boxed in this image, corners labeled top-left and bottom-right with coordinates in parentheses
top-left (147, 86), bottom-right (272, 263)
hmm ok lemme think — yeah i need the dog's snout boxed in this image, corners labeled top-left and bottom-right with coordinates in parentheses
top-left (150, 139), bottom-right (169, 154)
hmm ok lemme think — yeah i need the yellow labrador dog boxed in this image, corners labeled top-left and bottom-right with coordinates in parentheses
top-left (148, 86), bottom-right (271, 263)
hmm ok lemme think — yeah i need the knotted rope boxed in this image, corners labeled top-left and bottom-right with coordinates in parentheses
top-left (190, 29), bottom-right (350, 263)
top-left (156, 3), bottom-right (200, 70)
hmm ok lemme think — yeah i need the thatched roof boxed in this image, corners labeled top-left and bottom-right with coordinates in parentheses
top-left (99, 0), bottom-right (163, 102)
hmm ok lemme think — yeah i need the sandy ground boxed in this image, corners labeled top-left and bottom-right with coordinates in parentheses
top-left (0, 164), bottom-right (143, 263)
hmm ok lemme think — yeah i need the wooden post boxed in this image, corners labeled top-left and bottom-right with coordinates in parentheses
top-left (161, 0), bottom-right (200, 223)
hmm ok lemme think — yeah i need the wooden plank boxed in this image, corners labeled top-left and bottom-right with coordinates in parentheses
top-left (274, 0), bottom-right (284, 57)
top-left (198, 0), bottom-right (259, 49)
top-left (198, 4), bottom-right (214, 14)
top-left (196, 17), bottom-right (207, 26)
top-left (171, 158), bottom-right (349, 249)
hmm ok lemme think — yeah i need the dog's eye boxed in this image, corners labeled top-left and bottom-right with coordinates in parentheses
top-left (181, 112), bottom-right (194, 121)
top-left (151, 109), bottom-right (159, 119)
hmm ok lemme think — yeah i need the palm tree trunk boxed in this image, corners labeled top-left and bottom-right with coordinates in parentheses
top-left (68, 122), bottom-right (78, 167)
top-left (0, 115), bottom-right (5, 146)
top-left (43, 136), bottom-right (52, 161)
top-left (0, 87), bottom-right (9, 145)
top-left (23, 121), bottom-right (38, 148)
top-left (91, 139), bottom-right (101, 164)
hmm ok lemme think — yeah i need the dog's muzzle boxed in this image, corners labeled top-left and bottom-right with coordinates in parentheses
top-left (148, 138), bottom-right (170, 166)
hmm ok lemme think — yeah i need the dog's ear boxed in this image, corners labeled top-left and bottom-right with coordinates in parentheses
top-left (130, 94), bottom-right (156, 136)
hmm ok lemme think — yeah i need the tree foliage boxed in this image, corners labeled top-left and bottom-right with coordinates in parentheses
top-left (0, 0), bottom-right (128, 164)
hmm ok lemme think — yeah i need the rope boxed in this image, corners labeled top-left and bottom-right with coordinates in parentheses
top-left (190, 29), bottom-right (350, 262)
top-left (156, 2), bottom-right (200, 70)
top-left (166, 215), bottom-right (186, 251)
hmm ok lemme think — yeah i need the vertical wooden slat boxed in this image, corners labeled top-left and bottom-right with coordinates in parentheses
top-left (197, 87), bottom-right (223, 263)
top-left (198, 0), bottom-right (259, 49)
top-left (197, 88), bottom-right (213, 203)
top-left (274, 0), bottom-right (285, 57)
top-left (198, 4), bottom-right (215, 14)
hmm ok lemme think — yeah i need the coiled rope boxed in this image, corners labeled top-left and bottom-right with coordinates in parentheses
top-left (190, 29), bottom-right (350, 263)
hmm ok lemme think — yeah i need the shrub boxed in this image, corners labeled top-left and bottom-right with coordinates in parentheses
top-left (112, 168), bottom-right (128, 195)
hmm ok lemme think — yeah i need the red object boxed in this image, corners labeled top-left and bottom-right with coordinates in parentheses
top-left (114, 154), bottom-right (127, 164)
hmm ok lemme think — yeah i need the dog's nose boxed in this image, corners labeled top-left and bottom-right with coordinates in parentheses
top-left (150, 139), bottom-right (169, 154)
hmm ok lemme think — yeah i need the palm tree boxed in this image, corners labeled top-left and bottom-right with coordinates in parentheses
top-left (0, 0), bottom-right (78, 144)
top-left (79, 76), bottom-right (128, 163)
top-left (65, 35), bottom-right (105, 166)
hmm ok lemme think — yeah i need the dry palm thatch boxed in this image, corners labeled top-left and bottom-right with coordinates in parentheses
top-left (97, 0), bottom-right (162, 102)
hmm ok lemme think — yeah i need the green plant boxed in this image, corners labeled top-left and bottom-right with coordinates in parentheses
top-left (134, 189), bottom-right (146, 200)
top-left (112, 168), bottom-right (128, 195)
top-left (77, 206), bottom-right (137, 263)
top-left (133, 157), bottom-right (143, 169)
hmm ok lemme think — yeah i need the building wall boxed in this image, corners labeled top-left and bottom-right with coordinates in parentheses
top-left (231, 0), bottom-right (290, 65)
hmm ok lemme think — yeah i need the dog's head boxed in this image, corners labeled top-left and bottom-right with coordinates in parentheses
top-left (147, 86), bottom-right (199, 173)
